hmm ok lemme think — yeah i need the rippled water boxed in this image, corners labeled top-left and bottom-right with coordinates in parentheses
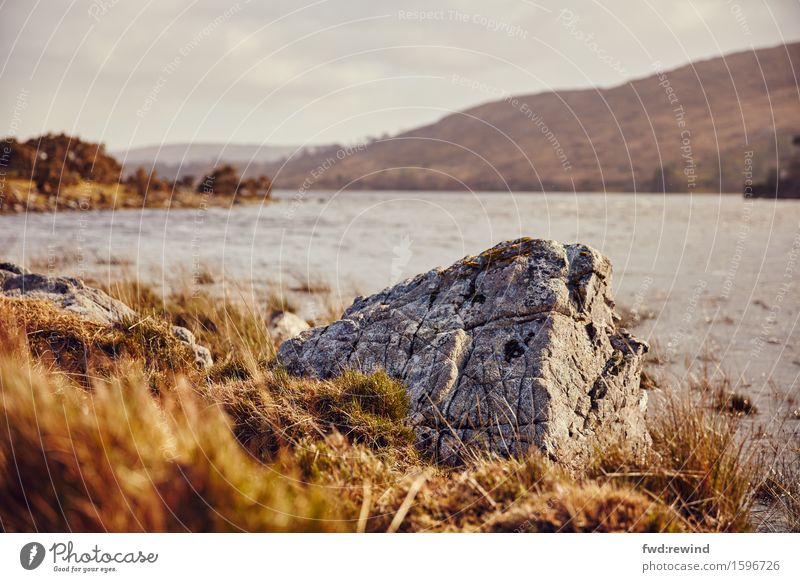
top-left (1, 190), bottom-right (799, 428)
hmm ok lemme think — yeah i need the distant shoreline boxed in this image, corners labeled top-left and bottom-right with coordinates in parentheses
top-left (0, 178), bottom-right (273, 216)
top-left (273, 188), bottom-right (753, 196)
top-left (3, 183), bottom-right (790, 217)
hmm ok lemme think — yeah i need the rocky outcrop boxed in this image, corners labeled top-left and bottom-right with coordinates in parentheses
top-left (0, 266), bottom-right (135, 325)
top-left (279, 238), bottom-right (650, 465)
top-left (268, 311), bottom-right (310, 344)
top-left (0, 263), bottom-right (213, 369)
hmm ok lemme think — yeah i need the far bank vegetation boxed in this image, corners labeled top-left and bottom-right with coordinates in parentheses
top-left (0, 133), bottom-right (273, 214)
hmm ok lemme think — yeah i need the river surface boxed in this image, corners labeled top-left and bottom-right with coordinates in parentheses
top-left (1, 190), bottom-right (799, 438)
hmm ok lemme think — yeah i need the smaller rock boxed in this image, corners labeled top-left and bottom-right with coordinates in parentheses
top-left (0, 263), bottom-right (28, 286)
top-left (172, 325), bottom-right (214, 370)
top-left (192, 345), bottom-right (213, 370)
top-left (0, 263), bottom-right (28, 275)
top-left (269, 311), bottom-right (310, 345)
top-left (171, 325), bottom-right (197, 345)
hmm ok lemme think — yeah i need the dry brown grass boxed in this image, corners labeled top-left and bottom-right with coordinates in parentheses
top-left (590, 372), bottom-right (760, 532)
top-left (354, 454), bottom-right (682, 533)
top-left (755, 439), bottom-right (800, 532)
top-left (101, 279), bottom-right (277, 381)
top-left (0, 357), bottom-right (339, 532)
top-left (0, 286), bottom-right (774, 533)
top-left (289, 271), bottom-right (332, 294)
top-left (263, 287), bottom-right (300, 315)
top-left (307, 293), bottom-right (348, 327)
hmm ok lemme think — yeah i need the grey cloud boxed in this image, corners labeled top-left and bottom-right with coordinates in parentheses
top-left (1, 0), bottom-right (798, 149)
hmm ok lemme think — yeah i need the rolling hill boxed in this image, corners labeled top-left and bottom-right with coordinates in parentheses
top-left (114, 142), bottom-right (301, 181)
top-left (269, 42), bottom-right (800, 193)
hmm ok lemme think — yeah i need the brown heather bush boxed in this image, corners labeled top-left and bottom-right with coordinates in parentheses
top-left (0, 297), bottom-right (198, 385)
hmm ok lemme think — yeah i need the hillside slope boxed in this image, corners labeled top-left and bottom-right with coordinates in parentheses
top-left (115, 142), bottom-right (300, 181)
top-left (271, 43), bottom-right (800, 193)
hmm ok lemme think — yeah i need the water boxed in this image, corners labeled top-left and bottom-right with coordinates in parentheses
top-left (1, 190), bottom-right (799, 429)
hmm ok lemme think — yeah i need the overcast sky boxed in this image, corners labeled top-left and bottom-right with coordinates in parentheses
top-left (2, 0), bottom-right (799, 151)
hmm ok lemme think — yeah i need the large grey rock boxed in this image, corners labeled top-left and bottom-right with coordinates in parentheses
top-left (279, 238), bottom-right (651, 465)
top-left (0, 263), bottom-right (213, 369)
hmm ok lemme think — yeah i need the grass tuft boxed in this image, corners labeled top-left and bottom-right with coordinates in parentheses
top-left (590, 390), bottom-right (758, 532)
top-left (210, 368), bottom-right (416, 462)
top-left (716, 392), bottom-right (758, 417)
